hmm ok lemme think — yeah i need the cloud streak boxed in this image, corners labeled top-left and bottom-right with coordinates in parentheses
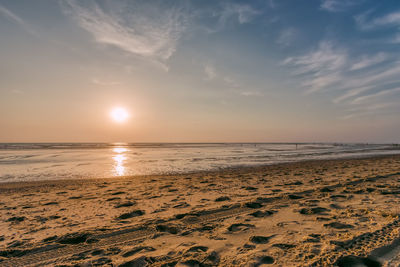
top-left (320, 0), bottom-right (360, 12)
top-left (351, 87), bottom-right (400, 105)
top-left (276, 28), bottom-right (297, 47)
top-left (218, 3), bottom-right (260, 25)
top-left (284, 39), bottom-right (400, 118)
top-left (62, 0), bottom-right (188, 65)
top-left (341, 102), bottom-right (398, 120)
top-left (204, 64), bottom-right (216, 80)
top-left (203, 2), bottom-right (261, 33)
top-left (0, 4), bottom-right (36, 36)
top-left (355, 10), bottom-right (400, 30)
top-left (202, 63), bottom-right (262, 97)
top-left (350, 52), bottom-right (387, 70)
top-left (284, 41), bottom-right (347, 93)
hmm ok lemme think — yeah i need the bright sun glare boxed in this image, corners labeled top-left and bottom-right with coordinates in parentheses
top-left (110, 107), bottom-right (129, 123)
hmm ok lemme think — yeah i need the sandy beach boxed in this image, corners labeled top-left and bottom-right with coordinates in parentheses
top-left (3, 0), bottom-right (400, 265)
top-left (1, 155), bottom-right (400, 266)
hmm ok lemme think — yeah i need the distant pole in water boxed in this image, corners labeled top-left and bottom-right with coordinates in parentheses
top-left (296, 143), bottom-right (298, 150)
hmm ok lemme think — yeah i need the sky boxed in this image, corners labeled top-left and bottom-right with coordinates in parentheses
top-left (0, 0), bottom-right (400, 143)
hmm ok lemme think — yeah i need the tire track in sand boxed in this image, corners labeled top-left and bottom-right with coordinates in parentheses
top-left (1, 172), bottom-right (400, 267)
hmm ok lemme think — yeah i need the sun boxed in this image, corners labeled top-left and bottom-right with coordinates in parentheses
top-left (110, 107), bottom-right (129, 123)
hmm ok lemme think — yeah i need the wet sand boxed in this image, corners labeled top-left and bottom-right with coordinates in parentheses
top-left (1, 155), bottom-right (400, 266)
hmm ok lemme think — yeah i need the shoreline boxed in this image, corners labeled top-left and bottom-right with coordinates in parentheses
top-left (1, 154), bottom-right (400, 265)
top-left (1, 153), bottom-right (400, 188)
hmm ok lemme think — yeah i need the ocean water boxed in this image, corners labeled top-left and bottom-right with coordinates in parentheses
top-left (0, 143), bottom-right (399, 183)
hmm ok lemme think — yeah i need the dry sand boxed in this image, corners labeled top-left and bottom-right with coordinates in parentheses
top-left (1, 155), bottom-right (400, 266)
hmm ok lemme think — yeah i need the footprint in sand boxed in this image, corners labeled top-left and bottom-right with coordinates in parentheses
top-left (249, 235), bottom-right (275, 244)
top-left (245, 202), bottom-right (263, 209)
top-left (272, 243), bottom-right (296, 249)
top-left (115, 201), bottom-right (136, 208)
top-left (106, 197), bottom-right (121, 201)
top-left (156, 224), bottom-right (180, 234)
top-left (324, 222), bottom-right (354, 229)
top-left (6, 216), bottom-right (26, 223)
top-left (56, 232), bottom-right (92, 244)
top-left (299, 207), bottom-right (330, 215)
top-left (249, 210), bottom-right (274, 218)
top-left (215, 196), bottom-right (231, 202)
top-left (117, 210), bottom-right (145, 220)
top-left (335, 255), bottom-right (381, 267)
top-left (121, 246), bottom-right (156, 257)
top-left (90, 257), bottom-right (112, 265)
top-left (227, 223), bottom-right (255, 232)
top-left (258, 255), bottom-right (275, 264)
top-left (110, 191), bottom-right (126, 196)
top-left (186, 245), bottom-right (208, 253)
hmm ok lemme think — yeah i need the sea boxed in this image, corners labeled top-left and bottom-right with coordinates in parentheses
top-left (0, 143), bottom-right (399, 183)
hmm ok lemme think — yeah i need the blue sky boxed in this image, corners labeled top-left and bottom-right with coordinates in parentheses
top-left (1, 0), bottom-right (400, 142)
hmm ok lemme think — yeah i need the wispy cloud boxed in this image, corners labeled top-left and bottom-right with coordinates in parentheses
top-left (284, 41), bottom-right (346, 74)
top-left (11, 89), bottom-right (25, 95)
top-left (240, 91), bottom-right (263, 97)
top-left (268, 0), bottom-right (277, 9)
top-left (308, 7), bottom-right (400, 120)
top-left (204, 64), bottom-right (216, 80)
top-left (219, 3), bottom-right (260, 25)
top-left (222, 76), bottom-right (241, 88)
top-left (350, 52), bottom-right (387, 70)
top-left (205, 2), bottom-right (261, 33)
top-left (371, 11), bottom-right (400, 27)
top-left (351, 87), bottom-right (400, 104)
top-left (284, 41), bottom-right (347, 93)
top-left (0, 4), bottom-right (36, 36)
top-left (223, 76), bottom-right (263, 97)
top-left (333, 86), bottom-right (371, 103)
top-left (284, 39), bottom-right (400, 118)
top-left (276, 28), bottom-right (297, 47)
top-left (91, 78), bottom-right (121, 86)
top-left (355, 10), bottom-right (400, 30)
top-left (62, 0), bottom-right (188, 67)
top-left (341, 102), bottom-right (398, 119)
top-left (390, 34), bottom-right (400, 44)
top-left (339, 64), bottom-right (400, 91)
top-left (202, 63), bottom-right (262, 97)
top-left (320, 0), bottom-right (360, 12)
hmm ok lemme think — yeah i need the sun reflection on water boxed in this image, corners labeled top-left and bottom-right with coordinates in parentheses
top-left (113, 147), bottom-right (128, 153)
top-left (112, 147), bottom-right (128, 176)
